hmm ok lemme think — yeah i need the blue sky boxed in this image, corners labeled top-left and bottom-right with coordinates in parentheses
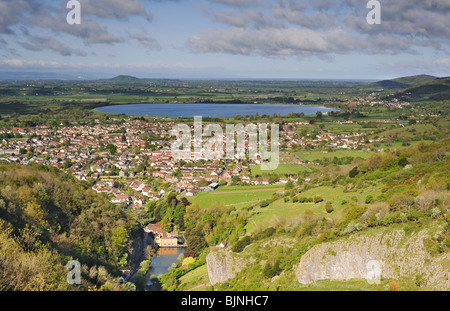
top-left (0, 0), bottom-right (449, 80)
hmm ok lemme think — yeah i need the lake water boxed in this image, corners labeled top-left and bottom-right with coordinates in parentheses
top-left (96, 103), bottom-right (337, 117)
top-left (148, 247), bottom-right (185, 279)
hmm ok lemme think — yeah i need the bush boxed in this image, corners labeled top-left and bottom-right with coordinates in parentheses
top-left (260, 201), bottom-right (269, 208)
top-left (232, 235), bottom-right (252, 253)
top-left (389, 193), bottom-right (415, 212)
top-left (389, 281), bottom-right (399, 291)
top-left (382, 213), bottom-right (395, 226)
top-left (325, 202), bottom-right (334, 213)
top-left (398, 157), bottom-right (409, 167)
top-left (313, 195), bottom-right (324, 204)
top-left (253, 227), bottom-right (276, 241)
top-left (342, 220), bottom-right (365, 235)
top-left (365, 195), bottom-right (374, 204)
top-left (262, 259), bottom-right (282, 278)
top-left (430, 207), bottom-right (442, 219)
top-left (368, 214), bottom-right (378, 227)
top-left (297, 197), bottom-right (312, 203)
top-left (407, 208), bottom-right (425, 222)
top-left (342, 205), bottom-right (366, 225)
top-left (182, 257), bottom-right (195, 267)
top-left (349, 166), bottom-right (360, 178)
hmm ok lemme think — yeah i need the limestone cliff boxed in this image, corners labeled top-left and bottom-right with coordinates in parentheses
top-left (206, 249), bottom-right (246, 285)
top-left (295, 228), bottom-right (450, 290)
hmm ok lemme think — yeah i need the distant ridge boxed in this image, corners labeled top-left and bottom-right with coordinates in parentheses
top-left (96, 75), bottom-right (144, 85)
top-left (94, 75), bottom-right (180, 85)
top-left (368, 74), bottom-right (437, 90)
top-left (367, 74), bottom-right (450, 101)
top-left (110, 75), bottom-right (141, 82)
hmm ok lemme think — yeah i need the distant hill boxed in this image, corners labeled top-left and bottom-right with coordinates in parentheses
top-left (94, 75), bottom-right (180, 85)
top-left (397, 77), bottom-right (450, 101)
top-left (366, 74), bottom-right (449, 101)
top-left (367, 74), bottom-right (438, 90)
top-left (110, 75), bottom-right (142, 83)
top-left (96, 75), bottom-right (146, 85)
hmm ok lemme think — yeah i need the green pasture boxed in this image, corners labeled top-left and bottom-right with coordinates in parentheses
top-left (246, 185), bottom-right (382, 233)
top-left (189, 185), bottom-right (283, 209)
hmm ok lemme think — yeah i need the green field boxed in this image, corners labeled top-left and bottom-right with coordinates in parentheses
top-left (189, 185), bottom-right (283, 209)
top-left (177, 264), bottom-right (210, 291)
top-left (250, 163), bottom-right (311, 176)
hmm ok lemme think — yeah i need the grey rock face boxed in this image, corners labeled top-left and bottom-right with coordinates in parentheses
top-left (295, 229), bottom-right (450, 290)
top-left (206, 249), bottom-right (245, 285)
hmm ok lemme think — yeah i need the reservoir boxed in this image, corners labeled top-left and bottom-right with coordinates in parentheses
top-left (149, 247), bottom-right (185, 279)
top-left (96, 103), bottom-right (337, 117)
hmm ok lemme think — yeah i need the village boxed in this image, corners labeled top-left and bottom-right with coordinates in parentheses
top-left (0, 117), bottom-right (383, 209)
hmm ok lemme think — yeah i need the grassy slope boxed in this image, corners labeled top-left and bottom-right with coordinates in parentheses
top-left (190, 185), bottom-right (283, 209)
top-left (179, 138), bottom-right (450, 291)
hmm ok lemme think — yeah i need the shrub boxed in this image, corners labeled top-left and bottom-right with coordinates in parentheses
top-left (183, 249), bottom-right (198, 258)
top-left (365, 195), bottom-right (374, 204)
top-left (398, 157), bottom-right (409, 167)
top-left (298, 197), bottom-right (313, 203)
top-left (317, 230), bottom-right (331, 243)
top-left (342, 205), bottom-right (366, 224)
top-left (368, 214), bottom-right (378, 227)
top-left (325, 202), bottom-right (334, 213)
top-left (313, 195), bottom-right (324, 204)
top-left (389, 193), bottom-right (415, 212)
top-left (430, 207), bottom-right (442, 219)
top-left (382, 213), bottom-right (395, 226)
top-left (232, 235), bottom-right (252, 253)
top-left (253, 227), bottom-right (276, 241)
top-left (389, 281), bottom-right (399, 291)
top-left (262, 259), bottom-right (282, 278)
top-left (260, 200), bottom-right (269, 208)
top-left (182, 257), bottom-right (195, 267)
top-left (349, 166), bottom-right (360, 178)
top-left (407, 208), bottom-right (425, 222)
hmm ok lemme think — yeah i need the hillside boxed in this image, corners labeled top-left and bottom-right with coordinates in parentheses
top-left (367, 74), bottom-right (438, 90)
top-left (0, 164), bottom-right (140, 291)
top-left (396, 77), bottom-right (450, 101)
top-left (365, 74), bottom-right (449, 101)
top-left (174, 138), bottom-right (450, 291)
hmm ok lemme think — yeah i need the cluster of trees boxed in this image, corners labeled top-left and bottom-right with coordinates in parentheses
top-left (146, 193), bottom-right (190, 232)
top-left (0, 163), bottom-right (140, 291)
top-left (0, 132), bottom-right (22, 140)
top-left (291, 195), bottom-right (324, 204)
top-left (183, 204), bottom-right (248, 254)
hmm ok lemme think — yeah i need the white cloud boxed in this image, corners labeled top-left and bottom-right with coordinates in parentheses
top-left (189, 0), bottom-right (450, 58)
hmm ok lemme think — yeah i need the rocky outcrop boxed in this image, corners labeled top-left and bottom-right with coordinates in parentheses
top-left (295, 229), bottom-right (450, 290)
top-left (206, 249), bottom-right (246, 285)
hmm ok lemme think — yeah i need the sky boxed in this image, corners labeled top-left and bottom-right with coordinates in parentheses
top-left (0, 0), bottom-right (449, 80)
